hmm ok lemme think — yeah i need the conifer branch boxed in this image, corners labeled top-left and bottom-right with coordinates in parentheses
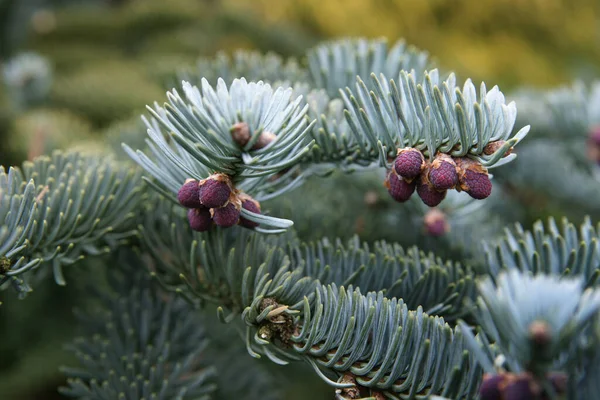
top-left (0, 151), bottom-right (143, 296)
top-left (482, 216), bottom-right (600, 285)
top-left (136, 200), bottom-right (482, 398)
top-left (59, 251), bottom-right (218, 400)
top-left (340, 70), bottom-right (529, 168)
top-left (123, 78), bottom-right (316, 231)
top-left (460, 270), bottom-right (600, 399)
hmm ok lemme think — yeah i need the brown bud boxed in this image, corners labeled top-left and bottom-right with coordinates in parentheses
top-left (230, 122), bottom-right (251, 147)
top-left (528, 320), bottom-right (552, 346)
top-left (483, 140), bottom-right (513, 157)
top-left (252, 131), bottom-right (276, 150)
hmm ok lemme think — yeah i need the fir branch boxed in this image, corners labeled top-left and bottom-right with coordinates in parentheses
top-left (340, 70), bottom-right (529, 168)
top-left (123, 78), bottom-right (316, 231)
top-left (137, 200), bottom-right (483, 397)
top-left (307, 38), bottom-right (431, 99)
top-left (244, 284), bottom-right (482, 399)
top-left (140, 200), bottom-right (477, 321)
top-left (460, 270), bottom-right (600, 399)
top-left (59, 251), bottom-right (218, 400)
top-left (482, 216), bottom-right (600, 285)
top-left (0, 151), bottom-right (144, 296)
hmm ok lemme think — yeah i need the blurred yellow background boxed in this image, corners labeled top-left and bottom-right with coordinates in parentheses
top-left (226, 0), bottom-right (600, 88)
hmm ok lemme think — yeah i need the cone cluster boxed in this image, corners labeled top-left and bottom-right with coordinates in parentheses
top-left (177, 173), bottom-right (262, 232)
top-left (479, 372), bottom-right (566, 400)
top-left (385, 147), bottom-right (493, 207)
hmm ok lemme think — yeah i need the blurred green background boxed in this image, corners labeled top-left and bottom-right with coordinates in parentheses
top-left (1, 0), bottom-right (599, 399)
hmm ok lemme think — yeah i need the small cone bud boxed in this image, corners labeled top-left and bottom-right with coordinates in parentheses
top-left (177, 179), bottom-right (202, 208)
top-left (424, 208), bottom-right (449, 236)
top-left (231, 122), bottom-right (251, 147)
top-left (528, 320), bottom-right (552, 346)
top-left (456, 158), bottom-right (492, 199)
top-left (252, 131), bottom-right (276, 150)
top-left (394, 147), bottom-right (425, 180)
top-left (239, 194), bottom-right (261, 229)
top-left (212, 202), bottom-right (241, 227)
top-left (199, 174), bottom-right (232, 208)
top-left (501, 374), bottom-right (540, 400)
top-left (384, 170), bottom-right (415, 202)
top-left (187, 208), bottom-right (212, 232)
top-left (479, 373), bottom-right (504, 400)
top-left (483, 140), bottom-right (512, 157)
top-left (416, 169), bottom-right (446, 207)
top-left (428, 153), bottom-right (458, 190)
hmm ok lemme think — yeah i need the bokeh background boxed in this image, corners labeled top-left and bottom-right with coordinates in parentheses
top-left (1, 0), bottom-right (599, 399)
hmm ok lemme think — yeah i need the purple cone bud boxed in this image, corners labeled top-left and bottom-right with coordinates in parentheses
top-left (178, 180), bottom-right (203, 208)
top-left (187, 208), bottom-right (212, 232)
top-left (463, 169), bottom-right (492, 199)
top-left (424, 209), bottom-right (449, 236)
top-left (417, 179), bottom-right (446, 207)
top-left (479, 374), bottom-right (504, 400)
top-left (199, 177), bottom-right (232, 208)
top-left (212, 203), bottom-right (241, 227)
top-left (385, 170), bottom-right (415, 202)
top-left (394, 148), bottom-right (424, 179)
top-left (502, 375), bottom-right (537, 400)
top-left (589, 126), bottom-right (600, 146)
top-left (428, 155), bottom-right (458, 191)
top-left (239, 198), bottom-right (261, 229)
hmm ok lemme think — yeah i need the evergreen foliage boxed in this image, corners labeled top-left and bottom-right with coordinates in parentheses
top-left (2, 4), bottom-right (600, 398)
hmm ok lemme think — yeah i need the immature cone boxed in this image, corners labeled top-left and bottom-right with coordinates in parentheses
top-left (394, 147), bottom-right (424, 180)
top-left (177, 179), bottom-right (203, 208)
top-left (455, 158), bottom-right (492, 200)
top-left (239, 194), bottom-right (261, 229)
top-left (423, 208), bottom-right (449, 236)
top-left (428, 153), bottom-right (458, 191)
top-left (501, 374), bottom-right (540, 400)
top-left (199, 173), bottom-right (232, 208)
top-left (187, 208), bottom-right (212, 232)
top-left (479, 373), bottom-right (504, 400)
top-left (416, 169), bottom-right (446, 207)
top-left (384, 170), bottom-right (415, 202)
top-left (529, 320), bottom-right (552, 347)
top-left (212, 202), bottom-right (241, 227)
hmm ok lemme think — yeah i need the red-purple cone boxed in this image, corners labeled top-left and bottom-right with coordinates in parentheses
top-left (456, 158), bottom-right (492, 200)
top-left (239, 198), bottom-right (261, 229)
top-left (199, 175), bottom-right (232, 208)
top-left (212, 203), bottom-right (241, 227)
top-left (177, 179), bottom-right (203, 208)
top-left (462, 169), bottom-right (492, 199)
top-left (479, 374), bottom-right (504, 400)
top-left (187, 208), bottom-right (212, 232)
top-left (424, 209), bottom-right (449, 236)
top-left (428, 154), bottom-right (458, 191)
top-left (589, 126), bottom-right (600, 146)
top-left (394, 148), bottom-right (424, 179)
top-left (502, 375), bottom-right (538, 400)
top-left (416, 176), bottom-right (446, 207)
top-left (385, 170), bottom-right (415, 202)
